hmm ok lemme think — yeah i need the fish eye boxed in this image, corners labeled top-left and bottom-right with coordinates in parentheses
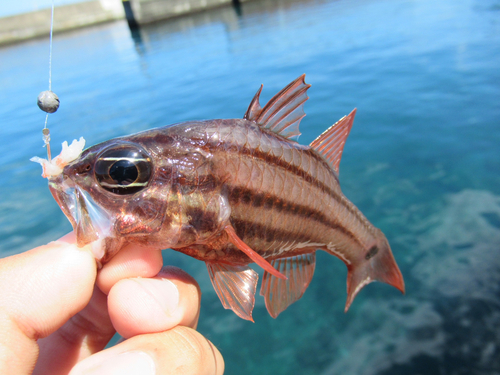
top-left (95, 144), bottom-right (152, 195)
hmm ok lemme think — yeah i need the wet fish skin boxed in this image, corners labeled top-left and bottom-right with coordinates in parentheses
top-left (48, 75), bottom-right (404, 320)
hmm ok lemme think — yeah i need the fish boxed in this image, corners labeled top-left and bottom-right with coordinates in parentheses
top-left (33, 75), bottom-right (404, 321)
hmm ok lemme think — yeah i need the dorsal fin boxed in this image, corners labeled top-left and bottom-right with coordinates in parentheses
top-left (310, 108), bottom-right (356, 174)
top-left (244, 84), bottom-right (263, 121)
top-left (244, 75), bottom-right (311, 140)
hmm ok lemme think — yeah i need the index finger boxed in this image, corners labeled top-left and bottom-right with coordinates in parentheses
top-left (96, 243), bottom-right (164, 295)
top-left (0, 236), bottom-right (96, 374)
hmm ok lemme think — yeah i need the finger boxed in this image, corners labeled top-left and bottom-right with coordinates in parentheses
top-left (34, 285), bottom-right (116, 375)
top-left (96, 244), bottom-right (164, 295)
top-left (108, 266), bottom-right (201, 338)
top-left (0, 236), bottom-right (96, 375)
top-left (69, 326), bottom-right (224, 375)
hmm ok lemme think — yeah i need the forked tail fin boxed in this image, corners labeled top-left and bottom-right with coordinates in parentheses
top-left (344, 237), bottom-right (405, 312)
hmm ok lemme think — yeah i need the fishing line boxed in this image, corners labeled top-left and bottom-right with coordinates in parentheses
top-left (48, 1), bottom-right (54, 94)
top-left (37, 0), bottom-right (59, 161)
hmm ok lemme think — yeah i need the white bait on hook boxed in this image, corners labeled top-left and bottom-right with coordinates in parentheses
top-left (31, 137), bottom-right (86, 177)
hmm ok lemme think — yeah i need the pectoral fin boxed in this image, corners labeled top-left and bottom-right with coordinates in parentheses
top-left (224, 225), bottom-right (287, 280)
top-left (206, 262), bottom-right (259, 322)
top-left (260, 252), bottom-right (316, 318)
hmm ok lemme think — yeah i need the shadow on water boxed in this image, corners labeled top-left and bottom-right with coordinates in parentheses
top-left (126, 0), bottom-right (332, 55)
top-left (232, 0), bottom-right (243, 17)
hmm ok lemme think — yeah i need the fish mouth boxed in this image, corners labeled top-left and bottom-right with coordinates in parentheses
top-left (48, 174), bottom-right (112, 258)
top-left (48, 175), bottom-right (78, 228)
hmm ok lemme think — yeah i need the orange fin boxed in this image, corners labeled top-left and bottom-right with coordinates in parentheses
top-left (244, 84), bottom-right (263, 122)
top-left (345, 241), bottom-right (405, 312)
top-left (260, 253), bottom-right (316, 318)
top-left (225, 225), bottom-right (287, 280)
top-left (206, 262), bottom-right (258, 322)
top-left (310, 108), bottom-right (356, 174)
top-left (243, 75), bottom-right (311, 140)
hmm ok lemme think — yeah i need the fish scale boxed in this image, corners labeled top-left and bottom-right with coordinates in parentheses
top-left (38, 75), bottom-right (404, 321)
top-left (209, 122), bottom-right (365, 256)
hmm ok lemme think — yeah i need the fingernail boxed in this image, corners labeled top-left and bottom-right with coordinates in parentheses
top-left (72, 351), bottom-right (156, 375)
top-left (134, 278), bottom-right (180, 316)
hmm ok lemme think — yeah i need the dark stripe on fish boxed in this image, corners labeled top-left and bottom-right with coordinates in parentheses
top-left (242, 145), bottom-right (375, 236)
top-left (174, 172), bottom-right (219, 194)
top-left (238, 145), bottom-right (339, 189)
top-left (213, 138), bottom-right (370, 232)
top-left (205, 130), bottom-right (336, 188)
top-left (228, 185), bottom-right (362, 246)
top-left (186, 207), bottom-right (218, 233)
top-left (195, 130), bottom-right (373, 237)
top-left (231, 218), bottom-right (313, 248)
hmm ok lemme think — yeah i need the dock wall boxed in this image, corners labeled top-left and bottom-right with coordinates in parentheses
top-left (0, 0), bottom-right (125, 46)
top-left (0, 0), bottom-right (243, 46)
top-left (128, 0), bottom-right (234, 24)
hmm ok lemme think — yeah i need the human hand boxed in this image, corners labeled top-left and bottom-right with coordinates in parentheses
top-left (0, 233), bottom-right (224, 375)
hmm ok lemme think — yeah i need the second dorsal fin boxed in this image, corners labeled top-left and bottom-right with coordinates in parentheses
top-left (310, 109), bottom-right (356, 174)
top-left (244, 75), bottom-right (311, 140)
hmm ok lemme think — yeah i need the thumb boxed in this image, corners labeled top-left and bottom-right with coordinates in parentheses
top-left (0, 234), bottom-right (97, 375)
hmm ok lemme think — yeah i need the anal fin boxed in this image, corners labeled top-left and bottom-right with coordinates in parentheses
top-left (206, 262), bottom-right (259, 322)
top-left (260, 252), bottom-right (316, 318)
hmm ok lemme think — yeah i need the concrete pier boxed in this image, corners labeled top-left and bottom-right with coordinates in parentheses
top-left (0, 0), bottom-right (245, 46)
top-left (127, 0), bottom-right (234, 24)
top-left (0, 0), bottom-right (125, 46)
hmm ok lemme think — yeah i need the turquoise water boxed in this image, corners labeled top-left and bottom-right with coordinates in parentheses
top-left (1, 0), bottom-right (500, 373)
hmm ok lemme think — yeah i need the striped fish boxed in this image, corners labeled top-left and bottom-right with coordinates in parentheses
top-left (48, 75), bottom-right (404, 321)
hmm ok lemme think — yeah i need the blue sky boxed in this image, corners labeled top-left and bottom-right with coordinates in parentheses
top-left (1, 0), bottom-right (88, 17)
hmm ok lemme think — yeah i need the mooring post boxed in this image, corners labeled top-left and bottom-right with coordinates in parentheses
top-left (122, 0), bottom-right (139, 29)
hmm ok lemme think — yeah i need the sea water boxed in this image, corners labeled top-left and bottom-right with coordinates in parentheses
top-left (0, 0), bottom-right (499, 373)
